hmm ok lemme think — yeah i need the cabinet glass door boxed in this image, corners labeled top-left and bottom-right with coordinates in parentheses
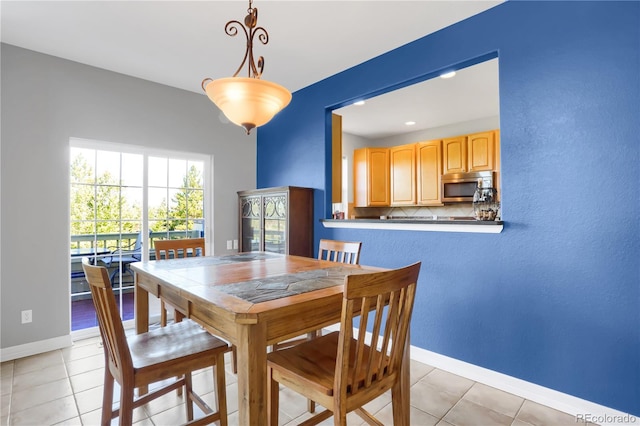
top-left (241, 196), bottom-right (262, 252)
top-left (263, 194), bottom-right (287, 254)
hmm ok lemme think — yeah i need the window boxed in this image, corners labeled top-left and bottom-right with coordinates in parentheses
top-left (69, 139), bottom-right (211, 333)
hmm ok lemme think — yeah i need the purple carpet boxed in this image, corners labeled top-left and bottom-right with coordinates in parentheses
top-left (71, 292), bottom-right (134, 331)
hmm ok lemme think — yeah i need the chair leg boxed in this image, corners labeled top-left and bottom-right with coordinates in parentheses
top-left (307, 398), bottom-right (316, 413)
top-left (214, 353), bottom-right (228, 426)
top-left (306, 330), bottom-right (319, 413)
top-left (119, 382), bottom-right (135, 426)
top-left (109, 268), bottom-right (120, 285)
top-left (160, 301), bottom-right (168, 327)
top-left (267, 366), bottom-right (279, 426)
top-left (101, 367), bottom-right (114, 426)
top-left (185, 373), bottom-right (194, 421)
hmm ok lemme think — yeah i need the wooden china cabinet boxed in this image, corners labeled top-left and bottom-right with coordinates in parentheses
top-left (237, 186), bottom-right (313, 257)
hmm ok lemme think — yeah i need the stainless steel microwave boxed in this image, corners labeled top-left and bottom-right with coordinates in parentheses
top-left (441, 171), bottom-right (494, 203)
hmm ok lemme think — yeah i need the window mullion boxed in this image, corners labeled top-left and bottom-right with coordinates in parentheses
top-left (142, 154), bottom-right (150, 261)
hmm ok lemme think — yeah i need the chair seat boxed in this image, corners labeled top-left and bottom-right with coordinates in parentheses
top-left (127, 320), bottom-right (229, 372)
top-left (267, 332), bottom-right (389, 397)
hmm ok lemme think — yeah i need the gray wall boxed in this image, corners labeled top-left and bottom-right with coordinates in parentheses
top-left (0, 44), bottom-right (255, 349)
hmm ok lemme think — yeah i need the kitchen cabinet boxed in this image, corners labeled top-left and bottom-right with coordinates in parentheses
top-left (443, 130), bottom-right (499, 174)
top-left (468, 131), bottom-right (496, 172)
top-left (238, 186), bottom-right (313, 257)
top-left (354, 147), bottom-right (390, 207)
top-left (442, 136), bottom-right (468, 174)
top-left (417, 140), bottom-right (443, 205)
top-left (390, 144), bottom-right (416, 205)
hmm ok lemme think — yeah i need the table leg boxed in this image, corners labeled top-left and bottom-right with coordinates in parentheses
top-left (236, 321), bottom-right (268, 425)
top-left (134, 274), bottom-right (149, 395)
top-left (134, 274), bottom-right (149, 334)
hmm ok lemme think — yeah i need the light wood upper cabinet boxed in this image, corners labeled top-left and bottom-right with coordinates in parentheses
top-left (390, 144), bottom-right (416, 205)
top-left (443, 130), bottom-right (499, 174)
top-left (442, 136), bottom-right (468, 174)
top-left (354, 147), bottom-right (390, 207)
top-left (352, 129), bottom-right (499, 210)
top-left (416, 140), bottom-right (443, 205)
top-left (468, 131), bottom-right (496, 172)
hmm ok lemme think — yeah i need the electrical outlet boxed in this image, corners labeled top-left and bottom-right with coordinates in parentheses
top-left (21, 310), bottom-right (32, 324)
top-left (233, 239), bottom-right (238, 249)
top-left (226, 240), bottom-right (233, 250)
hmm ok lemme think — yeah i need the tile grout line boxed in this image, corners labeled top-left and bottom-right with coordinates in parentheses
top-left (62, 348), bottom-right (84, 425)
top-left (510, 398), bottom-right (527, 426)
top-left (437, 378), bottom-right (479, 425)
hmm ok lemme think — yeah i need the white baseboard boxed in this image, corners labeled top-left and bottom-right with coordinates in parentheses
top-left (0, 315), bottom-right (162, 362)
top-left (0, 335), bottom-right (72, 362)
top-left (323, 324), bottom-right (634, 425)
top-left (410, 346), bottom-right (635, 425)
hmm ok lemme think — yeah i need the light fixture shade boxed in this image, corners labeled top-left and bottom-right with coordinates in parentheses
top-left (204, 77), bottom-right (292, 134)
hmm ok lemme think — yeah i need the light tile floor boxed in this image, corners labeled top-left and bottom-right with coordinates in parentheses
top-left (1, 334), bottom-right (587, 426)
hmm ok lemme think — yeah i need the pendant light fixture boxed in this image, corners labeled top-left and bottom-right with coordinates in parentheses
top-left (202, 0), bottom-right (292, 135)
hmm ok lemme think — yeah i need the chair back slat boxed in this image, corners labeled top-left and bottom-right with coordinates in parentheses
top-left (335, 262), bottom-right (420, 398)
top-left (367, 294), bottom-right (385, 384)
top-left (385, 289), bottom-right (403, 375)
top-left (82, 258), bottom-right (133, 379)
top-left (154, 238), bottom-right (205, 260)
top-left (317, 239), bottom-right (362, 265)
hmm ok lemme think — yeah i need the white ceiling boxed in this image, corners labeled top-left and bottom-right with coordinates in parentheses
top-left (335, 58), bottom-right (500, 139)
top-left (1, 0), bottom-right (502, 137)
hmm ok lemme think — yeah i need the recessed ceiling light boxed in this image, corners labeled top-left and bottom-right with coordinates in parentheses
top-left (353, 100), bottom-right (365, 106)
top-left (440, 71), bottom-right (456, 79)
top-left (405, 121), bottom-right (416, 126)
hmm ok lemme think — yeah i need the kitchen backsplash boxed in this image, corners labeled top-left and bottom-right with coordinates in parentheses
top-left (352, 204), bottom-right (483, 219)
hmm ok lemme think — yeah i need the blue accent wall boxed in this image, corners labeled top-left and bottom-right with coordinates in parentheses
top-left (257, 1), bottom-right (640, 415)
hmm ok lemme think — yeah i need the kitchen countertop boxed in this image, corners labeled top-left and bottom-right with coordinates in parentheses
top-left (320, 217), bottom-right (504, 233)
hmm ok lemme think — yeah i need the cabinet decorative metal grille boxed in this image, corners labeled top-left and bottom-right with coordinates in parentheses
top-left (241, 196), bottom-right (261, 219)
top-left (263, 195), bottom-right (287, 219)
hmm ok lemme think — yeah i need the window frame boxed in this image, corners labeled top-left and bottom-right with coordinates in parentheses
top-left (69, 137), bottom-right (213, 334)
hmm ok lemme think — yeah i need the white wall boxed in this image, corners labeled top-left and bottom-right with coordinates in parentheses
top-left (0, 44), bottom-right (256, 350)
top-left (341, 132), bottom-right (370, 205)
top-left (369, 116), bottom-right (500, 147)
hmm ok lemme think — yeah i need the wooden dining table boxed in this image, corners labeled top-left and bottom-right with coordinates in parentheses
top-left (131, 252), bottom-right (411, 425)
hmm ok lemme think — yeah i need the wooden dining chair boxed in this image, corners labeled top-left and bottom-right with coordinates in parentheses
top-left (267, 262), bottom-right (421, 426)
top-left (317, 238), bottom-right (362, 265)
top-left (273, 239), bottom-right (362, 352)
top-left (81, 258), bottom-right (229, 426)
top-left (154, 237), bottom-right (206, 327)
top-left (273, 239), bottom-right (363, 350)
top-left (271, 238), bottom-right (363, 412)
top-left (154, 237), bottom-right (238, 374)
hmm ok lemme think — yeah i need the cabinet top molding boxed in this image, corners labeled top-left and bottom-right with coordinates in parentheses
top-left (238, 186), bottom-right (314, 196)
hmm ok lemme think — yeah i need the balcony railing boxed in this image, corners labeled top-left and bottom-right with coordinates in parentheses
top-left (70, 230), bottom-right (203, 299)
top-left (70, 230), bottom-right (202, 252)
